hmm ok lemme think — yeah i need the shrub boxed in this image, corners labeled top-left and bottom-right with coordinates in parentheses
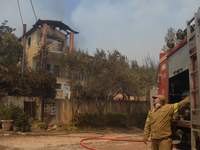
top-left (0, 103), bottom-right (13, 120)
top-left (73, 112), bottom-right (101, 128)
top-left (13, 110), bottom-right (30, 131)
top-left (72, 112), bottom-right (128, 128)
top-left (104, 112), bottom-right (128, 128)
top-left (0, 102), bottom-right (30, 131)
top-left (72, 112), bottom-right (148, 129)
top-left (31, 119), bottom-right (48, 129)
top-left (132, 113), bottom-right (148, 128)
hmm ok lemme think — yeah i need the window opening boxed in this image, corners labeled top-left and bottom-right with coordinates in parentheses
top-left (47, 64), bottom-right (51, 71)
top-left (55, 84), bottom-right (61, 89)
top-left (28, 37), bottom-right (31, 48)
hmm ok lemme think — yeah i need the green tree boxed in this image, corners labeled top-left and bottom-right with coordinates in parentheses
top-left (59, 49), bottom-right (91, 124)
top-left (59, 48), bottom-right (158, 127)
top-left (85, 49), bottom-right (139, 128)
top-left (0, 66), bottom-right (57, 98)
top-left (120, 55), bottom-right (158, 126)
top-left (142, 53), bottom-right (159, 99)
top-left (0, 65), bottom-right (57, 123)
top-left (59, 49), bottom-right (138, 126)
top-left (0, 21), bottom-right (21, 67)
top-left (130, 54), bottom-right (158, 101)
top-left (0, 20), bottom-right (16, 36)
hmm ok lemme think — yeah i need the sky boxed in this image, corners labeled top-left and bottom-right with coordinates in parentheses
top-left (0, 0), bottom-right (199, 65)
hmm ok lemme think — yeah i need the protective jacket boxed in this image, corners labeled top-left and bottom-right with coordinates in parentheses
top-left (143, 96), bottom-right (190, 140)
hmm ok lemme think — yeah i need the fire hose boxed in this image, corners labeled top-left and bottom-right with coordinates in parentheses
top-left (80, 137), bottom-right (151, 150)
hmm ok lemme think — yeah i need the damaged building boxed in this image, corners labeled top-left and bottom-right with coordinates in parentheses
top-left (19, 19), bottom-right (79, 99)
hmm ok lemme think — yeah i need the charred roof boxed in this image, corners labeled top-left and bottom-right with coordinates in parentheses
top-left (19, 19), bottom-right (79, 41)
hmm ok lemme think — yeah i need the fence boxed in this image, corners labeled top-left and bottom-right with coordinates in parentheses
top-left (43, 99), bottom-right (149, 125)
top-left (0, 96), bottom-right (149, 125)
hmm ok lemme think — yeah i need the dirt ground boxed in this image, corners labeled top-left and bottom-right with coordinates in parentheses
top-left (0, 129), bottom-right (183, 150)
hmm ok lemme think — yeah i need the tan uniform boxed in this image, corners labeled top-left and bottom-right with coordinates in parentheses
top-left (143, 96), bottom-right (190, 150)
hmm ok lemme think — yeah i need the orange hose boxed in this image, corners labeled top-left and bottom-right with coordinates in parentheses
top-left (80, 137), bottom-right (151, 150)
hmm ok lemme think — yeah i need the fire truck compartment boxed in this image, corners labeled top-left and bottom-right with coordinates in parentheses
top-left (168, 43), bottom-right (188, 79)
top-left (169, 69), bottom-right (189, 103)
top-left (169, 69), bottom-right (190, 120)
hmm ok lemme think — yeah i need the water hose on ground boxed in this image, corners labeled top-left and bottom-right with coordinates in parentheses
top-left (80, 137), bottom-right (151, 150)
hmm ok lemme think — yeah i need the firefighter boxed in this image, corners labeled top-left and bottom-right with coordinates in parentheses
top-left (143, 95), bottom-right (190, 150)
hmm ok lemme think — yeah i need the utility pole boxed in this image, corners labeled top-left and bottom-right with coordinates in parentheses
top-left (41, 35), bottom-right (46, 122)
top-left (21, 24), bottom-right (26, 112)
top-left (41, 35), bottom-right (45, 73)
top-left (40, 23), bottom-right (47, 122)
top-left (22, 24), bottom-right (26, 77)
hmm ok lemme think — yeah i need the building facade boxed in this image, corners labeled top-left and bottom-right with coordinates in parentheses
top-left (19, 19), bottom-right (79, 99)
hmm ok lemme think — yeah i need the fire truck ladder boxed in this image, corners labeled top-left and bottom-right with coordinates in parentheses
top-left (187, 9), bottom-right (200, 150)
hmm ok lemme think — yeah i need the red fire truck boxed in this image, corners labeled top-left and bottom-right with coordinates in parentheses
top-left (150, 8), bottom-right (200, 149)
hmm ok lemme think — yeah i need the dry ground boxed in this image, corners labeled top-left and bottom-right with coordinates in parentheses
top-left (0, 128), bottom-right (184, 150)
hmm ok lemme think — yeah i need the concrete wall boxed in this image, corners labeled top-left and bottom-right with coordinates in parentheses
top-left (0, 96), bottom-right (40, 119)
top-left (6, 96), bottom-right (36, 108)
top-left (25, 29), bottom-right (40, 69)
